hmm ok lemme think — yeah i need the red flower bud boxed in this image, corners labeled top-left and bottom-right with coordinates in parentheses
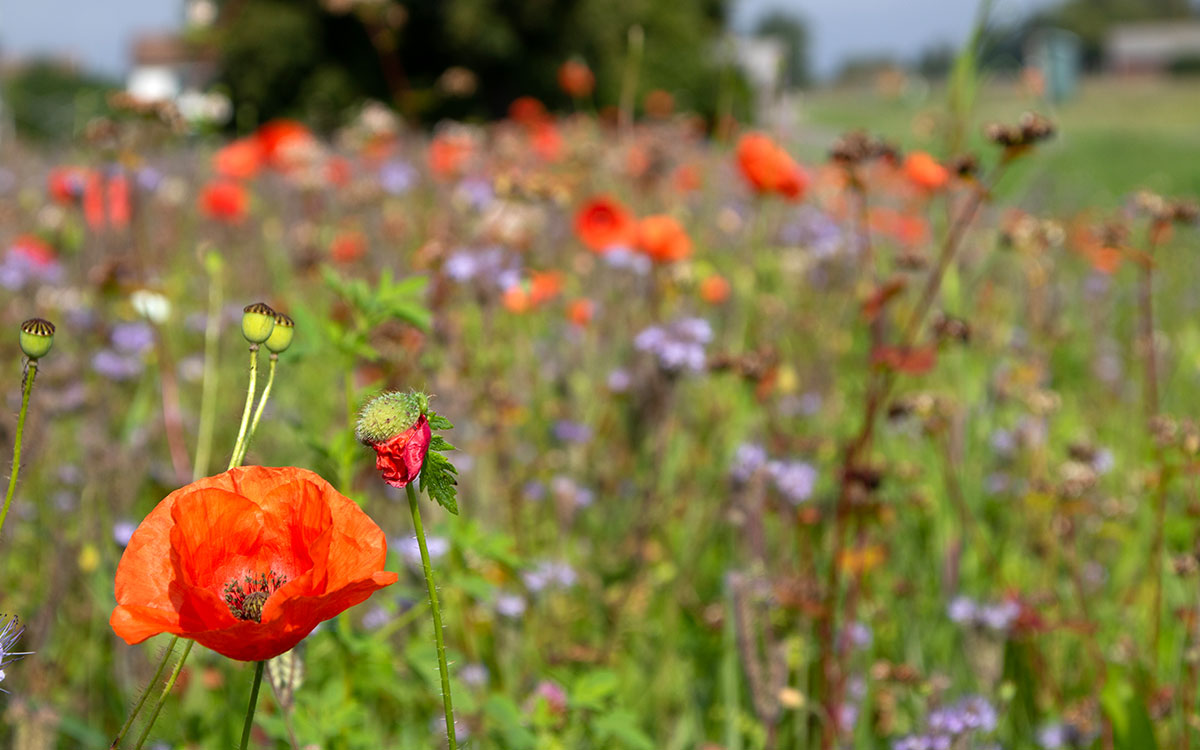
top-left (370, 414), bottom-right (431, 489)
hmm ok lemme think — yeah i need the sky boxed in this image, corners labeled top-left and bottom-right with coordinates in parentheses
top-left (0, 0), bottom-right (1059, 81)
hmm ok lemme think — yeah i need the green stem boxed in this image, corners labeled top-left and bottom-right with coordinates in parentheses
top-left (239, 660), bottom-right (266, 750)
top-left (132, 640), bottom-right (193, 750)
top-left (229, 346), bottom-right (259, 470)
top-left (192, 262), bottom-right (224, 481)
top-left (406, 482), bottom-right (457, 750)
top-left (236, 355), bottom-right (277, 466)
top-left (0, 359), bottom-right (36, 541)
top-left (111, 637), bottom-right (176, 748)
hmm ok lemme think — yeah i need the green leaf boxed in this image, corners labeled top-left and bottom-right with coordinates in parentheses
top-left (420, 449), bottom-right (459, 514)
top-left (429, 435), bottom-right (456, 452)
top-left (428, 413), bottom-right (454, 430)
top-left (572, 669), bottom-right (619, 709)
top-left (593, 710), bottom-right (656, 750)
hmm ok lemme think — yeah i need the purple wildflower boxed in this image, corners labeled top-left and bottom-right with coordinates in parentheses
top-left (0, 615), bottom-right (32, 692)
top-left (379, 161), bottom-right (418, 195)
top-left (730, 443), bottom-right (768, 483)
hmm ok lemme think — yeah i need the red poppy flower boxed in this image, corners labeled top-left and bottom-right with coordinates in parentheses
top-left (574, 196), bottom-right (636, 253)
top-left (214, 137), bottom-right (263, 180)
top-left (330, 230), bottom-right (367, 263)
top-left (110, 466), bottom-right (398, 662)
top-left (508, 96), bottom-right (549, 127)
top-left (47, 167), bottom-right (86, 204)
top-left (256, 120), bottom-right (317, 172)
top-left (735, 132), bottom-right (809, 200)
top-left (370, 415), bottom-right (432, 489)
top-left (903, 151), bottom-right (949, 191)
top-left (531, 122), bottom-right (564, 162)
top-left (428, 133), bottom-right (473, 180)
top-left (635, 214), bottom-right (692, 263)
top-left (108, 173), bottom-right (131, 229)
top-left (557, 60), bottom-right (595, 99)
top-left (199, 180), bottom-right (249, 223)
top-left (699, 274), bottom-right (731, 305)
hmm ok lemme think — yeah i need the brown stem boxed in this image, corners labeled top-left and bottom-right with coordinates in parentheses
top-left (818, 173), bottom-right (997, 749)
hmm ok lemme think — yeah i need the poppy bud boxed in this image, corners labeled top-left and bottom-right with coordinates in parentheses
top-left (356, 391), bottom-right (432, 489)
top-left (241, 302), bottom-right (276, 344)
top-left (19, 318), bottom-right (55, 360)
top-left (264, 312), bottom-right (294, 354)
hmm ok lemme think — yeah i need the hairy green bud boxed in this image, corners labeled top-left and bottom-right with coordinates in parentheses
top-left (19, 318), bottom-right (55, 360)
top-left (355, 391), bottom-right (429, 445)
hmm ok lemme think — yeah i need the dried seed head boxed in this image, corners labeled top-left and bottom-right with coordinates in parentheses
top-left (264, 312), bottom-right (294, 354)
top-left (241, 302), bottom-right (276, 344)
top-left (19, 318), bottom-right (55, 360)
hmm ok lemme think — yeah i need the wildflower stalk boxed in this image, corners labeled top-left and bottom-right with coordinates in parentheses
top-left (230, 346), bottom-right (260, 467)
top-left (236, 354), bottom-right (277, 466)
top-left (239, 660), bottom-right (266, 750)
top-left (0, 360), bottom-right (37, 541)
top-left (132, 641), bottom-right (193, 750)
top-left (406, 482), bottom-right (457, 750)
top-left (111, 639), bottom-right (175, 749)
top-left (192, 255), bottom-right (224, 480)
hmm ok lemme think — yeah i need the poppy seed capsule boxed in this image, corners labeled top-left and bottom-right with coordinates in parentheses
top-left (355, 391), bottom-right (429, 445)
top-left (19, 318), bottom-right (55, 359)
top-left (241, 302), bottom-right (276, 344)
top-left (264, 312), bottom-right (294, 354)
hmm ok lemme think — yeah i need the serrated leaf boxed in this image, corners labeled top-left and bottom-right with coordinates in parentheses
top-left (420, 450), bottom-right (459, 514)
top-left (428, 413), bottom-right (453, 430)
top-left (429, 436), bottom-right (456, 452)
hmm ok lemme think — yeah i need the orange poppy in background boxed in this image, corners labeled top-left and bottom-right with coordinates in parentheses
top-left (110, 466), bottom-right (397, 662)
top-left (330, 230), bottom-right (367, 263)
top-left (429, 133), bottom-right (473, 180)
top-left (256, 119), bottom-right (317, 171)
top-left (635, 214), bottom-right (692, 263)
top-left (567, 298), bottom-right (595, 327)
top-left (529, 270), bottom-right (564, 304)
top-left (700, 274), bottom-right (731, 304)
top-left (214, 137), bottom-right (262, 180)
top-left (557, 59), bottom-right (595, 98)
top-left (574, 196), bottom-right (636, 252)
top-left (200, 180), bottom-right (249, 223)
top-left (508, 96), bottom-right (549, 127)
top-left (736, 132), bottom-right (808, 200)
top-left (531, 122), bottom-right (564, 162)
top-left (903, 151), bottom-right (949, 191)
top-left (47, 166), bottom-right (86, 204)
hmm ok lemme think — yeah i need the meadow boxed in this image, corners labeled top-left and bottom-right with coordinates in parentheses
top-left (0, 74), bottom-right (1198, 750)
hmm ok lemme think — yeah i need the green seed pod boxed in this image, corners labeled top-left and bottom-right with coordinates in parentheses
top-left (264, 312), bottom-right (294, 354)
top-left (19, 318), bottom-right (55, 359)
top-left (355, 391), bottom-right (429, 445)
top-left (241, 302), bottom-right (276, 344)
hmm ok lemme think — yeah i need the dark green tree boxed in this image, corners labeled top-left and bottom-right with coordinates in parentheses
top-left (752, 10), bottom-right (811, 88)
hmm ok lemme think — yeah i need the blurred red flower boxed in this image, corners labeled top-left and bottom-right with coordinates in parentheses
top-left (635, 214), bottom-right (692, 263)
top-left (574, 196), bottom-right (636, 252)
top-left (256, 120), bottom-right (317, 172)
top-left (429, 133), bottom-right (473, 180)
top-left (214, 138), bottom-right (263, 180)
top-left (736, 133), bottom-right (808, 200)
top-left (508, 97), bottom-right (549, 127)
top-left (110, 466), bottom-right (398, 662)
top-left (557, 60), bottom-right (595, 99)
top-left (700, 274), bottom-right (731, 305)
top-left (567, 298), bottom-right (595, 327)
top-left (200, 180), bottom-right (249, 223)
top-left (531, 122), bottom-right (564, 162)
top-left (330, 230), bottom-right (367, 263)
top-left (903, 151), bottom-right (949, 191)
top-left (47, 167), bottom-right (86, 204)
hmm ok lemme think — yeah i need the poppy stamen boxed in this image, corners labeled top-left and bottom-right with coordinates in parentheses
top-left (223, 571), bottom-right (287, 623)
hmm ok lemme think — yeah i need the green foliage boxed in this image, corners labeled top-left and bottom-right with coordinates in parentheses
top-left (1, 61), bottom-right (116, 141)
top-left (212, 0), bottom-right (738, 126)
top-left (420, 411), bottom-right (459, 514)
top-left (753, 10), bottom-right (811, 88)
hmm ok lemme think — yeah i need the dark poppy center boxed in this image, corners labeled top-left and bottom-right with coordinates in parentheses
top-left (223, 571), bottom-right (288, 623)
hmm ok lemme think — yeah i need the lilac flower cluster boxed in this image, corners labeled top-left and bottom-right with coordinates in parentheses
top-left (948, 595), bottom-right (1020, 632)
top-left (522, 560), bottom-right (578, 592)
top-left (602, 245), bottom-right (651, 274)
top-left (893, 696), bottom-right (998, 750)
top-left (443, 245), bottom-right (521, 289)
top-left (778, 205), bottom-right (847, 259)
top-left (634, 317), bottom-right (712, 374)
top-left (92, 322), bottom-right (157, 381)
top-left (550, 475), bottom-right (594, 508)
top-left (1038, 721), bottom-right (1092, 748)
top-left (552, 420), bottom-right (592, 445)
top-left (729, 442), bottom-right (818, 504)
top-left (378, 160), bottom-right (418, 195)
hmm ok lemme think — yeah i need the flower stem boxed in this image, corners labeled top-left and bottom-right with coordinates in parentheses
top-left (406, 482), bottom-right (457, 750)
top-left (239, 660), bottom-right (266, 750)
top-left (111, 637), bottom-right (176, 748)
top-left (229, 346), bottom-right (259, 470)
top-left (132, 640), bottom-right (193, 750)
top-left (0, 359), bottom-right (37, 542)
top-left (236, 355), bottom-right (277, 466)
